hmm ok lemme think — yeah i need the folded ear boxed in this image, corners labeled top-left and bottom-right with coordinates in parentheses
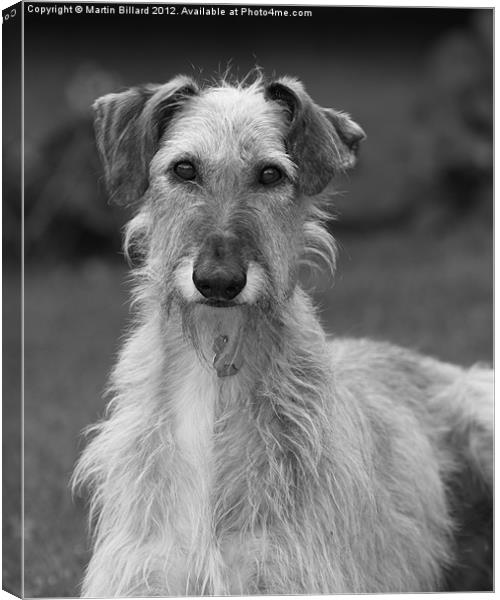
top-left (93, 75), bottom-right (199, 205)
top-left (265, 77), bottom-right (366, 196)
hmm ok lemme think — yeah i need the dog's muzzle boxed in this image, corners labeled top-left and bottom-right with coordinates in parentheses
top-left (193, 233), bottom-right (247, 303)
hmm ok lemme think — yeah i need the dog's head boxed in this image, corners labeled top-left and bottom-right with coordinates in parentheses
top-left (93, 74), bottom-right (365, 316)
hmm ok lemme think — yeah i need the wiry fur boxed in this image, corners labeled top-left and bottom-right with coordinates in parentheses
top-left (73, 75), bottom-right (493, 596)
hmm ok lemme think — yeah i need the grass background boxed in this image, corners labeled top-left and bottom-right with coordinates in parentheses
top-left (15, 219), bottom-right (492, 597)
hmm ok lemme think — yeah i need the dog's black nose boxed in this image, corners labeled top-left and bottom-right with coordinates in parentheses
top-left (193, 267), bottom-right (246, 301)
top-left (193, 233), bottom-right (247, 301)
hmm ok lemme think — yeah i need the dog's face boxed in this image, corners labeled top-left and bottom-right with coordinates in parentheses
top-left (94, 75), bottom-right (365, 316)
top-left (149, 84), bottom-right (299, 310)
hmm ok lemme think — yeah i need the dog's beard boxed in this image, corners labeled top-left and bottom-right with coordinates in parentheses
top-left (181, 302), bottom-right (246, 362)
top-left (171, 293), bottom-right (278, 374)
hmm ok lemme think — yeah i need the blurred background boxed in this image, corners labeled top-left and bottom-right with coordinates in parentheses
top-left (3, 4), bottom-right (492, 596)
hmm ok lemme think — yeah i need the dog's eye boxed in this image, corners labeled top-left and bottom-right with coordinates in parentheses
top-left (173, 161), bottom-right (196, 181)
top-left (259, 166), bottom-right (282, 185)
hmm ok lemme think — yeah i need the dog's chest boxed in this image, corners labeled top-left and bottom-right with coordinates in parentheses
top-left (169, 355), bottom-right (227, 546)
top-left (168, 356), bottom-right (259, 593)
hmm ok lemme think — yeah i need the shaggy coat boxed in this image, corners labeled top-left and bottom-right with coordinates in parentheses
top-left (72, 74), bottom-right (493, 596)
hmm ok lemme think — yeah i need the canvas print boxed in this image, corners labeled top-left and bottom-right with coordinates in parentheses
top-left (2, 2), bottom-right (493, 596)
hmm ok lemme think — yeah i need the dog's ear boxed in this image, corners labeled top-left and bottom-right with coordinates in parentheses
top-left (265, 77), bottom-right (366, 196)
top-left (93, 75), bottom-right (199, 205)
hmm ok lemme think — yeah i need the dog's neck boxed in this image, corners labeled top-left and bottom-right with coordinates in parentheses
top-left (161, 286), bottom-right (331, 419)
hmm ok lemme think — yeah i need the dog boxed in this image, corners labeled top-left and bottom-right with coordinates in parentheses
top-left (72, 74), bottom-right (493, 596)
